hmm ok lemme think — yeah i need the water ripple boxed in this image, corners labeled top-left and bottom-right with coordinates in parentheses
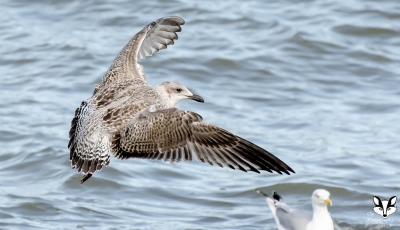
top-left (0, 0), bottom-right (399, 229)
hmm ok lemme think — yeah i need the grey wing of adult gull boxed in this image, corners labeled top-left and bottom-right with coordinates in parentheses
top-left (275, 205), bottom-right (312, 230)
top-left (111, 108), bottom-right (295, 175)
top-left (275, 208), bottom-right (341, 230)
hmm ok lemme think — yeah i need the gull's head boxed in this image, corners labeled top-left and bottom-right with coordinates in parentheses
top-left (312, 189), bottom-right (332, 207)
top-left (156, 81), bottom-right (204, 107)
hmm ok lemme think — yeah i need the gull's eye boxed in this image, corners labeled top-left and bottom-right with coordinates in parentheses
top-left (176, 88), bottom-right (182, 93)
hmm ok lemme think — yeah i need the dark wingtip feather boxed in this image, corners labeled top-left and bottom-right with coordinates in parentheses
top-left (81, 173), bottom-right (92, 184)
top-left (232, 138), bottom-right (293, 175)
top-left (273, 191), bottom-right (284, 202)
top-left (256, 190), bottom-right (269, 197)
top-left (279, 165), bottom-right (295, 175)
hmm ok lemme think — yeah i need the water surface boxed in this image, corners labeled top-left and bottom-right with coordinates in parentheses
top-left (1, 0), bottom-right (400, 229)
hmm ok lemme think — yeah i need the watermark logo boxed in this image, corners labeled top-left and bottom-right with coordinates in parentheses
top-left (373, 196), bottom-right (397, 219)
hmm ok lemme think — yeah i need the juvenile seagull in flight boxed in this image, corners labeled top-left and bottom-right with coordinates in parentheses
top-left (68, 16), bottom-right (294, 184)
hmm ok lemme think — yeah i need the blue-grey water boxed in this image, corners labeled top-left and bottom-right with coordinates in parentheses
top-left (1, 0), bottom-right (400, 229)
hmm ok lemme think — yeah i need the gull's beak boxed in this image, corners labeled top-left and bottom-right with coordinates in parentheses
top-left (190, 94), bottom-right (204, 103)
top-left (324, 198), bottom-right (332, 206)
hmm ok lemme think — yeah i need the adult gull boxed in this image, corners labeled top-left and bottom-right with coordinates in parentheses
top-left (256, 189), bottom-right (341, 230)
top-left (68, 16), bottom-right (295, 184)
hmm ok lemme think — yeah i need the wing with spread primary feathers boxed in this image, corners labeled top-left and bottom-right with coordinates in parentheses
top-left (111, 108), bottom-right (294, 175)
top-left (100, 16), bottom-right (185, 86)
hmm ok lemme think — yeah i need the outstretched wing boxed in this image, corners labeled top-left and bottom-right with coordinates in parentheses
top-left (100, 16), bottom-right (185, 86)
top-left (136, 17), bottom-right (184, 60)
top-left (111, 108), bottom-right (294, 175)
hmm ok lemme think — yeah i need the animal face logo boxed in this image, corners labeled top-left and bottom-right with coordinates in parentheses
top-left (373, 196), bottom-right (397, 219)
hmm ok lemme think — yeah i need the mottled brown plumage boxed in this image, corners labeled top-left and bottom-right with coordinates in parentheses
top-left (69, 16), bottom-right (294, 184)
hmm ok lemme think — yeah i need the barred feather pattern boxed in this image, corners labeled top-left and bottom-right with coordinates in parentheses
top-left (68, 16), bottom-right (294, 183)
top-left (68, 93), bottom-right (157, 177)
top-left (68, 17), bottom-right (184, 181)
top-left (111, 108), bottom-right (294, 175)
top-left (68, 101), bottom-right (111, 174)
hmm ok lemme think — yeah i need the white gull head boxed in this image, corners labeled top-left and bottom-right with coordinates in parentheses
top-left (307, 189), bottom-right (334, 230)
top-left (155, 81), bottom-right (204, 108)
top-left (312, 189), bottom-right (332, 207)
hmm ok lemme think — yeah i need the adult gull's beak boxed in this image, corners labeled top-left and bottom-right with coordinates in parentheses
top-left (190, 94), bottom-right (204, 103)
top-left (324, 198), bottom-right (332, 206)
